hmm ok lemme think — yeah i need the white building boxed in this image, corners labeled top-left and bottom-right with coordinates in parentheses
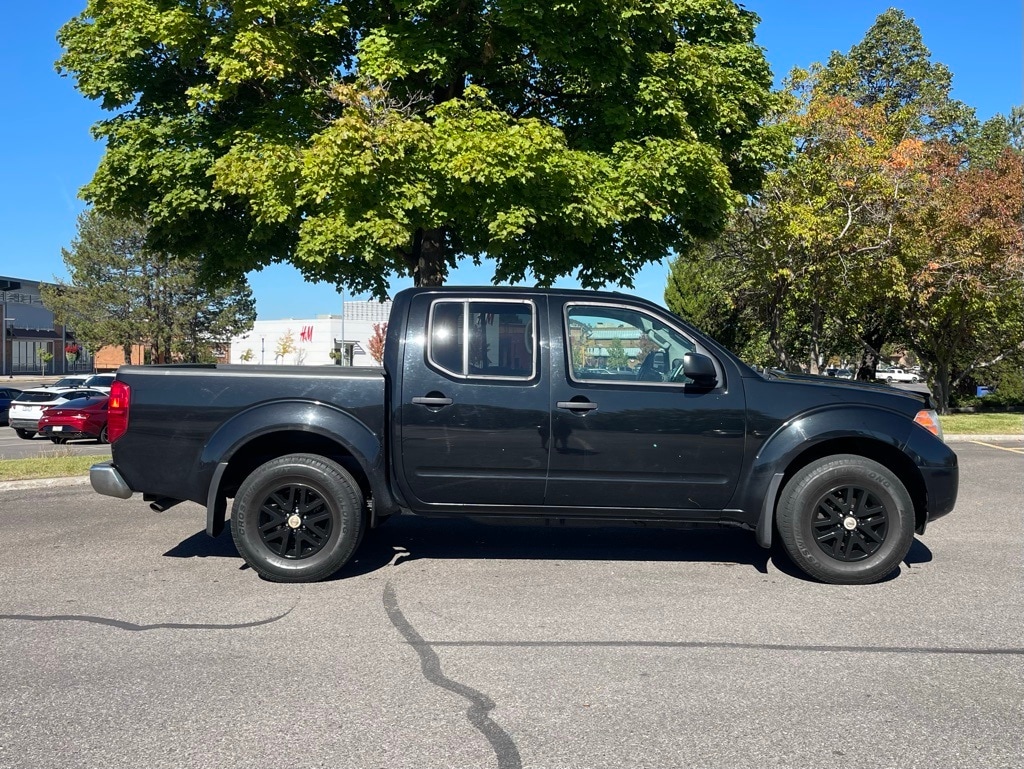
top-left (230, 300), bottom-right (392, 367)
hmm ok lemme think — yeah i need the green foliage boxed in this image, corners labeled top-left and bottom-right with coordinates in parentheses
top-left (41, 211), bottom-right (256, 363)
top-left (57, 0), bottom-right (782, 296)
top-left (605, 337), bottom-right (629, 368)
top-left (665, 8), bottom-right (1024, 410)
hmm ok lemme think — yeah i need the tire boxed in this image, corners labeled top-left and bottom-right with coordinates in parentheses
top-left (231, 453), bottom-right (365, 582)
top-left (50, 437), bottom-right (65, 445)
top-left (15, 429), bottom-right (34, 440)
top-left (99, 426), bottom-right (109, 444)
top-left (776, 454), bottom-right (915, 584)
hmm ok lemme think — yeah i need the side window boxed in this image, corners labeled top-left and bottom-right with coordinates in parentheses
top-left (429, 300), bottom-right (536, 380)
top-left (565, 304), bottom-right (696, 384)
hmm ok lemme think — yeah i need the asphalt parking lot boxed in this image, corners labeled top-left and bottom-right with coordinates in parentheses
top-left (0, 441), bottom-right (1021, 769)
top-left (0, 427), bottom-right (112, 460)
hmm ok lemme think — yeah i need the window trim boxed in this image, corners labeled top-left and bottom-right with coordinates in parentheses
top-left (563, 301), bottom-right (714, 388)
top-left (427, 298), bottom-right (538, 381)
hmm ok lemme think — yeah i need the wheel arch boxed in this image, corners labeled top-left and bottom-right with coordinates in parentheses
top-left (773, 438), bottom-right (928, 535)
top-left (198, 401), bottom-right (398, 536)
top-left (745, 408), bottom-right (926, 547)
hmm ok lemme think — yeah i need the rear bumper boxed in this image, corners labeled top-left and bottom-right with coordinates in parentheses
top-left (39, 426), bottom-right (97, 441)
top-left (90, 461), bottom-right (134, 499)
top-left (8, 418), bottom-right (40, 431)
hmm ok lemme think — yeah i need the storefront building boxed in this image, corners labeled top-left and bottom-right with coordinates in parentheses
top-left (1, 276), bottom-right (92, 377)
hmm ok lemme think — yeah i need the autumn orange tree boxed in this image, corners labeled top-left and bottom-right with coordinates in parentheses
top-left (903, 145), bottom-right (1024, 410)
top-left (368, 322), bottom-right (388, 365)
top-left (668, 66), bottom-right (930, 374)
top-left (666, 9), bottom-right (1021, 407)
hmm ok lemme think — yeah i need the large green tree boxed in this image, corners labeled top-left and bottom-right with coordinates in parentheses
top-left (57, 0), bottom-right (781, 297)
top-left (42, 211), bottom-right (256, 364)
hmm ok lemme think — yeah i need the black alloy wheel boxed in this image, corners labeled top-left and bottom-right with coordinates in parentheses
top-left (256, 484), bottom-right (333, 560)
top-left (809, 485), bottom-right (888, 562)
top-left (231, 453), bottom-right (365, 582)
top-left (776, 454), bottom-right (915, 584)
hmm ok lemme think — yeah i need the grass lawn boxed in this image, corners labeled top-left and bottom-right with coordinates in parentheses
top-left (939, 412), bottom-right (1024, 435)
top-left (0, 454), bottom-right (98, 482)
top-left (0, 412), bottom-right (1020, 483)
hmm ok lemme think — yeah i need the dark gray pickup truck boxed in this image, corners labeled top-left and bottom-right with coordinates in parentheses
top-left (91, 286), bottom-right (958, 584)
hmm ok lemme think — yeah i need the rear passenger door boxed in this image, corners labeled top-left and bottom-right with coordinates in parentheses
top-left (396, 293), bottom-right (550, 510)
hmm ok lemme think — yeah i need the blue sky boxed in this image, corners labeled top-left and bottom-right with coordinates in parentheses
top-left (1, 1), bottom-right (1021, 320)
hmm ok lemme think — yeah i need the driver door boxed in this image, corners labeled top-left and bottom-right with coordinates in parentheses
top-left (545, 301), bottom-right (746, 513)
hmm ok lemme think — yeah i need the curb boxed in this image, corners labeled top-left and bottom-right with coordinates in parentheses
top-left (0, 475), bottom-right (93, 492)
top-left (943, 434), bottom-right (1024, 443)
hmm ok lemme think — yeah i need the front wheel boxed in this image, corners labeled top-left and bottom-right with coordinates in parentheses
top-left (776, 455), bottom-right (915, 584)
top-left (231, 453), bottom-right (365, 582)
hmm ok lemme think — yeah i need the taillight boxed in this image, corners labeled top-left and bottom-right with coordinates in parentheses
top-left (914, 409), bottom-right (943, 441)
top-left (107, 380), bottom-right (130, 442)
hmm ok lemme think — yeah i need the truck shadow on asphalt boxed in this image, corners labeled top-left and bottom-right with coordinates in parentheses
top-left (164, 515), bottom-right (934, 584)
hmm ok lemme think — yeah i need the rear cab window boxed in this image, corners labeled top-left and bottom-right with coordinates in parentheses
top-left (428, 299), bottom-right (537, 380)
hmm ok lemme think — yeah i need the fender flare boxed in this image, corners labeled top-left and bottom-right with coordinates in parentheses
top-left (197, 400), bottom-right (393, 536)
top-left (742, 405), bottom-right (915, 548)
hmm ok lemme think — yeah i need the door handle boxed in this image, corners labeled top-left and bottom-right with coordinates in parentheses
top-left (556, 400), bottom-right (598, 412)
top-left (412, 396), bottom-right (453, 407)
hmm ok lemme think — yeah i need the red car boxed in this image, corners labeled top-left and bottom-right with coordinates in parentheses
top-left (37, 395), bottom-right (110, 444)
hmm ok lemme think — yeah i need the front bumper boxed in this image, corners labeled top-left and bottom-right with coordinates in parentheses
top-left (905, 427), bottom-right (959, 527)
top-left (90, 461), bottom-right (134, 499)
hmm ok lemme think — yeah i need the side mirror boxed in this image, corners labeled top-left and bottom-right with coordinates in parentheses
top-left (683, 352), bottom-right (718, 388)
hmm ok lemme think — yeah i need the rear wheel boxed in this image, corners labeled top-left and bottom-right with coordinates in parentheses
top-left (15, 429), bottom-right (34, 440)
top-left (231, 453), bottom-right (365, 582)
top-left (99, 426), bottom-right (109, 444)
top-left (777, 455), bottom-right (915, 584)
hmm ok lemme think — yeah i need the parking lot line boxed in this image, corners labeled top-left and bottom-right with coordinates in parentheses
top-left (969, 440), bottom-right (1024, 455)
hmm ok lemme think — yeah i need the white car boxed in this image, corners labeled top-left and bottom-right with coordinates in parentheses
top-left (876, 367), bottom-right (920, 383)
top-left (44, 374), bottom-right (92, 389)
top-left (82, 373), bottom-right (116, 392)
top-left (7, 387), bottom-right (107, 439)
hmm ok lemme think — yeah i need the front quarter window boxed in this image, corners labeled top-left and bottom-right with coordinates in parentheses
top-left (566, 305), bottom-right (698, 384)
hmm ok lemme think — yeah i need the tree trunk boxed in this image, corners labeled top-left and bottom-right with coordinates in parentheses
top-left (409, 227), bottom-right (447, 286)
top-left (855, 328), bottom-right (886, 381)
top-left (933, 361), bottom-right (952, 414)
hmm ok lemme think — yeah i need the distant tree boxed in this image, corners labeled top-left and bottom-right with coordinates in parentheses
top-left (41, 211), bottom-right (256, 364)
top-left (903, 145), bottom-right (1024, 411)
top-left (368, 322), bottom-right (387, 365)
top-left (606, 337), bottom-right (629, 369)
top-left (274, 330), bottom-right (296, 365)
top-left (57, 0), bottom-right (783, 296)
top-left (667, 9), bottom-right (987, 380)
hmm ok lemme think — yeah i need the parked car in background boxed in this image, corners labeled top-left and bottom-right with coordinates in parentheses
top-left (44, 375), bottom-right (92, 390)
top-left (876, 367), bottom-right (920, 383)
top-left (82, 373), bottom-right (116, 392)
top-left (0, 387), bottom-right (23, 425)
top-left (37, 395), bottom-right (110, 444)
top-left (7, 388), bottom-right (107, 439)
